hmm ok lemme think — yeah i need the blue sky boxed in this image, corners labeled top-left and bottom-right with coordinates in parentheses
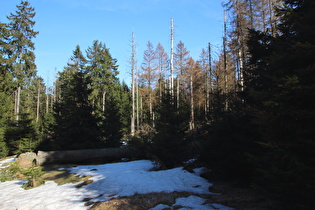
top-left (1, 0), bottom-right (224, 87)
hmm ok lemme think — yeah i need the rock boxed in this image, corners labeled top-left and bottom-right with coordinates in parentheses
top-left (16, 152), bottom-right (37, 169)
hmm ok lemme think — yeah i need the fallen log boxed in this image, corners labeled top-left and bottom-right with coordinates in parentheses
top-left (36, 147), bottom-right (135, 166)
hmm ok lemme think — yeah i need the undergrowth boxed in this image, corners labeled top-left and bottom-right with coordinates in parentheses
top-left (0, 162), bottom-right (20, 182)
top-left (0, 161), bottom-right (92, 190)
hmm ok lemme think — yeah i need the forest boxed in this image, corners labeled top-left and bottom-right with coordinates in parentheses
top-left (0, 0), bottom-right (314, 208)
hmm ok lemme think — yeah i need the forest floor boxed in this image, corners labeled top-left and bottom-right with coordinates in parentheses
top-left (0, 157), bottom-right (279, 210)
top-left (89, 181), bottom-right (279, 210)
top-left (208, 181), bottom-right (280, 210)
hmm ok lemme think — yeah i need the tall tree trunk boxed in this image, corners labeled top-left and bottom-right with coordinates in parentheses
top-left (46, 89), bottom-right (49, 114)
top-left (102, 91), bottom-right (106, 112)
top-left (190, 75), bottom-right (195, 130)
top-left (136, 67), bottom-right (140, 131)
top-left (131, 32), bottom-right (136, 136)
top-left (268, 0), bottom-right (275, 36)
top-left (36, 83), bottom-right (40, 123)
top-left (223, 10), bottom-right (229, 111)
top-left (208, 43), bottom-right (212, 115)
top-left (16, 85), bottom-right (21, 121)
top-left (177, 76), bottom-right (180, 108)
top-left (140, 97), bottom-right (143, 125)
top-left (149, 91), bottom-right (153, 122)
top-left (170, 18), bottom-right (175, 103)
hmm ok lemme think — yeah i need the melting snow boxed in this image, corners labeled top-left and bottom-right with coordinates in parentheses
top-left (0, 156), bottom-right (16, 169)
top-left (0, 159), bottom-right (233, 210)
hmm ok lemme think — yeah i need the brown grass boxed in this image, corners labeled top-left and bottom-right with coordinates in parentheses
top-left (88, 181), bottom-right (280, 210)
top-left (89, 192), bottom-right (206, 210)
top-left (41, 164), bottom-right (93, 186)
top-left (206, 181), bottom-right (279, 210)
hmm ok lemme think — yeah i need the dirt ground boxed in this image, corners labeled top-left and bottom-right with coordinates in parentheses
top-left (207, 181), bottom-right (280, 210)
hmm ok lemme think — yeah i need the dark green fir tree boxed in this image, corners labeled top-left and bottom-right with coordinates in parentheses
top-left (52, 46), bottom-right (102, 150)
top-left (245, 0), bottom-right (315, 208)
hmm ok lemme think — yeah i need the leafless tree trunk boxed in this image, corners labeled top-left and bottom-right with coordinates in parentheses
top-left (46, 88), bottom-right (49, 114)
top-left (36, 83), bottom-right (40, 123)
top-left (190, 74), bottom-right (195, 130)
top-left (170, 18), bottom-right (175, 102)
top-left (130, 32), bottom-right (136, 136)
top-left (102, 90), bottom-right (106, 112)
top-left (16, 85), bottom-right (21, 121)
top-left (223, 10), bottom-right (229, 110)
top-left (207, 43), bottom-right (212, 115)
top-left (136, 70), bottom-right (140, 131)
top-left (176, 76), bottom-right (180, 108)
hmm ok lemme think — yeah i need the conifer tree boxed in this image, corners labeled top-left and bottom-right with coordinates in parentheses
top-left (245, 0), bottom-right (315, 207)
top-left (7, 0), bottom-right (38, 121)
top-left (0, 22), bottom-right (12, 157)
top-left (86, 40), bottom-right (119, 113)
top-left (53, 46), bottom-right (101, 150)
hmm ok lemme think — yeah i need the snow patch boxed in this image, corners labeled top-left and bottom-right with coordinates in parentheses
top-left (69, 160), bottom-right (212, 203)
top-left (0, 156), bottom-right (16, 169)
top-left (174, 195), bottom-right (211, 209)
top-left (150, 195), bottom-right (235, 210)
top-left (193, 167), bottom-right (208, 176)
top-left (0, 159), bottom-right (232, 210)
top-left (150, 203), bottom-right (172, 210)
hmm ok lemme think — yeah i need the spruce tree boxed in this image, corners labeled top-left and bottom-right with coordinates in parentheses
top-left (86, 40), bottom-right (119, 114)
top-left (150, 91), bottom-right (190, 168)
top-left (53, 46), bottom-right (101, 150)
top-left (5, 113), bottom-right (37, 154)
top-left (0, 22), bottom-right (12, 157)
top-left (86, 40), bottom-right (126, 146)
top-left (7, 1), bottom-right (38, 121)
top-left (117, 82), bottom-right (131, 136)
top-left (246, 0), bottom-right (315, 207)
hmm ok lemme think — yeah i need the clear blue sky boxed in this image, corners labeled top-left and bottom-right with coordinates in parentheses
top-left (1, 0), bottom-right (224, 87)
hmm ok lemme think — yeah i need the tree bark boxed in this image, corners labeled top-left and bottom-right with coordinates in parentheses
top-left (36, 83), bottom-right (40, 123)
top-left (170, 18), bottom-right (175, 102)
top-left (102, 90), bottom-right (106, 112)
top-left (190, 75), bottom-right (195, 130)
top-left (16, 85), bottom-right (21, 121)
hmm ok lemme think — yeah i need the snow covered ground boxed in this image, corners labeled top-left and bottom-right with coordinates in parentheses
top-left (0, 158), bottom-right (234, 210)
top-left (0, 156), bottom-right (16, 169)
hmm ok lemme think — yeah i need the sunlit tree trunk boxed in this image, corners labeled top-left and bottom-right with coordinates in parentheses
top-left (102, 91), bottom-right (106, 112)
top-left (36, 83), bottom-right (40, 123)
top-left (45, 88), bottom-right (49, 114)
top-left (170, 18), bottom-right (175, 103)
top-left (130, 32), bottom-right (136, 136)
top-left (16, 85), bottom-right (21, 121)
top-left (190, 74), bottom-right (195, 130)
top-left (208, 43), bottom-right (212, 115)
